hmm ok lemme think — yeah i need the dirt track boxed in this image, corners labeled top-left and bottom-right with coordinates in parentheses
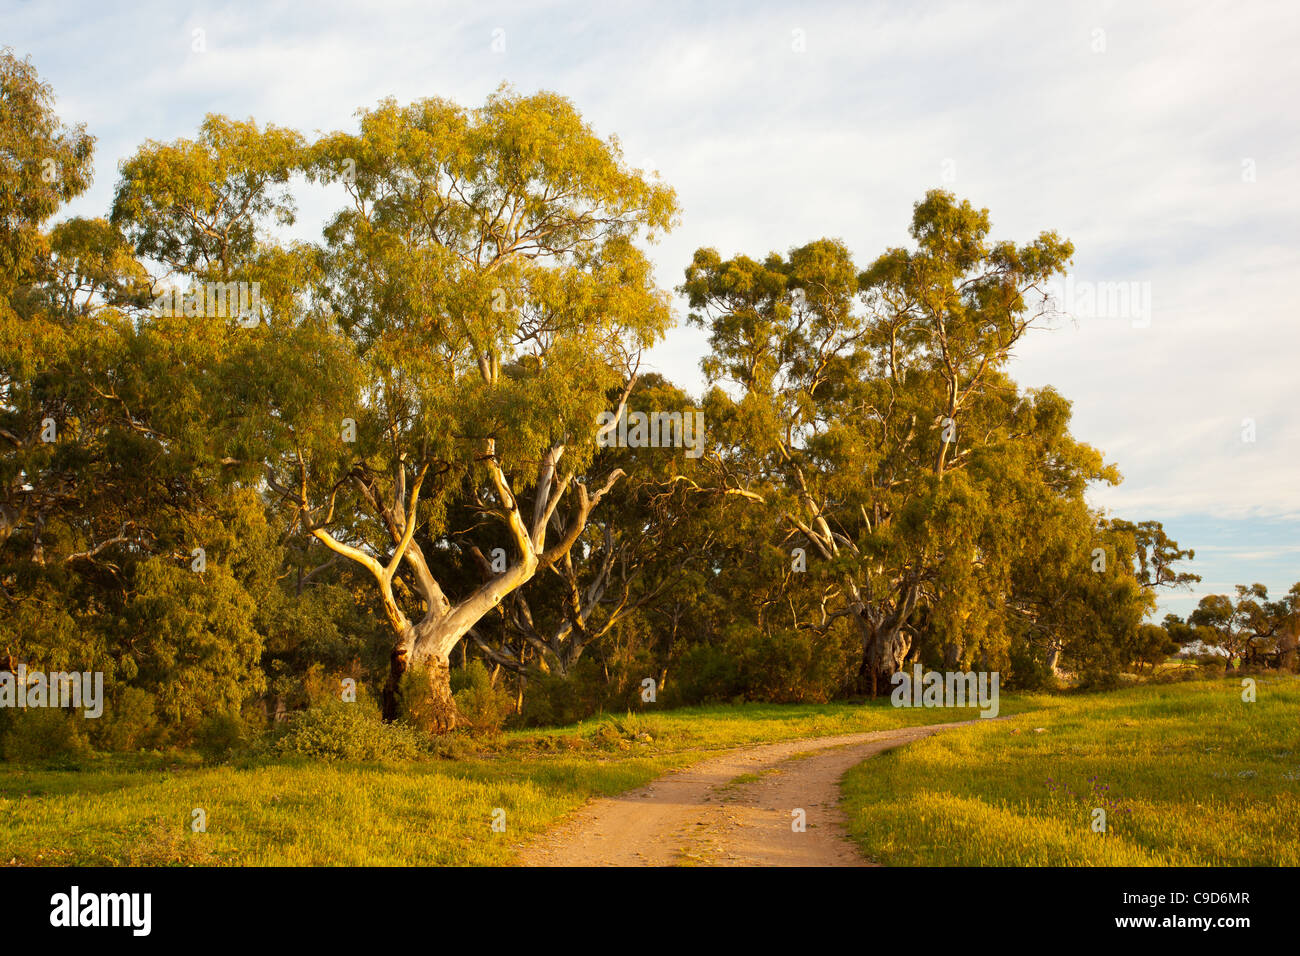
top-left (516, 720), bottom-right (976, 867)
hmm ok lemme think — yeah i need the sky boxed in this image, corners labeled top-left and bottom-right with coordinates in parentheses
top-left (5, 0), bottom-right (1297, 618)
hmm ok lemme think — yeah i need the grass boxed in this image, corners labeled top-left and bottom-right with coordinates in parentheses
top-left (840, 675), bottom-right (1300, 866)
top-left (0, 697), bottom-right (1017, 866)
top-left (14, 678), bottom-right (1281, 867)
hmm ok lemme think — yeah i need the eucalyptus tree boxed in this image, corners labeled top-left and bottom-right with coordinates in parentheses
top-left (462, 373), bottom-right (728, 685)
top-left (1108, 519), bottom-right (1200, 591)
top-left (685, 191), bottom-right (1078, 693)
top-left (0, 48), bottom-right (93, 301)
top-left (1, 56), bottom-right (281, 727)
top-left (109, 89), bottom-right (677, 728)
top-left (1191, 583), bottom-right (1300, 667)
top-left (1, 48), bottom-right (96, 557)
top-left (282, 91), bottom-right (678, 726)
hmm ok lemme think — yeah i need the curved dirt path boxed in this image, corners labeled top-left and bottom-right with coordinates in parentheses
top-left (516, 720), bottom-right (977, 867)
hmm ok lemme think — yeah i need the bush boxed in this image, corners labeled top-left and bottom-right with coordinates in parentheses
top-left (194, 712), bottom-right (255, 762)
top-left (92, 687), bottom-right (160, 752)
top-left (518, 658), bottom-right (616, 727)
top-left (1007, 640), bottom-right (1059, 691)
top-left (1150, 660), bottom-right (1207, 684)
top-left (397, 660), bottom-right (516, 736)
top-left (589, 712), bottom-right (680, 750)
top-left (450, 661), bottom-right (514, 734)
top-left (734, 629), bottom-right (833, 703)
top-left (398, 664), bottom-right (451, 735)
top-left (301, 662), bottom-right (367, 708)
top-left (1, 708), bottom-right (94, 766)
top-left (519, 672), bottom-right (583, 727)
top-left (668, 644), bottom-right (742, 705)
top-left (270, 701), bottom-right (424, 761)
top-left (1195, 653), bottom-right (1229, 674)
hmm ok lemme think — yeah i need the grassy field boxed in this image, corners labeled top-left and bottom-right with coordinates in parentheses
top-left (7, 678), bottom-right (1293, 866)
top-left (840, 675), bottom-right (1300, 865)
top-left (0, 699), bottom-right (1013, 866)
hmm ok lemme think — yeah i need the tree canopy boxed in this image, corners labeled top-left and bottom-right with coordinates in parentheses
top-left (3, 51), bottom-right (1264, 750)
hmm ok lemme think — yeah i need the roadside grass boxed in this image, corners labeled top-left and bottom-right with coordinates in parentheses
top-left (0, 696), bottom-right (1026, 866)
top-left (841, 676), bottom-right (1300, 866)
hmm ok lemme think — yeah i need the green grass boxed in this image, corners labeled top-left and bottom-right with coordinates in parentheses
top-left (20, 680), bottom-right (1284, 868)
top-left (0, 697), bottom-right (1015, 866)
top-left (840, 676), bottom-right (1300, 866)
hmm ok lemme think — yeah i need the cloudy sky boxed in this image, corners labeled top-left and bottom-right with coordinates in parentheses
top-left (7, 0), bottom-right (1297, 616)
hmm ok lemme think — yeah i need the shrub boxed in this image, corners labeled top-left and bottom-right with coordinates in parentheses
top-left (92, 687), bottom-right (160, 752)
top-left (667, 644), bottom-right (742, 705)
top-left (1151, 660), bottom-right (1206, 684)
top-left (1007, 640), bottom-right (1059, 691)
top-left (589, 712), bottom-right (678, 750)
top-left (518, 658), bottom-right (615, 727)
top-left (270, 701), bottom-right (424, 761)
top-left (1, 708), bottom-right (94, 766)
top-left (301, 661), bottom-right (367, 708)
top-left (194, 712), bottom-right (255, 762)
top-left (398, 664), bottom-right (450, 735)
top-left (450, 661), bottom-right (514, 734)
top-left (124, 557), bottom-right (266, 734)
top-left (734, 629), bottom-right (829, 703)
top-left (423, 733), bottom-right (480, 760)
top-left (1195, 653), bottom-right (1228, 674)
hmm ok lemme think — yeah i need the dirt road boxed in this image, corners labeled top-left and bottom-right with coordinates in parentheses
top-left (516, 720), bottom-right (977, 867)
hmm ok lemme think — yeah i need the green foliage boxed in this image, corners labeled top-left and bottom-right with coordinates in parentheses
top-left (125, 557), bottom-right (266, 736)
top-left (91, 687), bottom-right (160, 752)
top-left (397, 664), bottom-right (447, 735)
top-left (450, 661), bottom-right (513, 734)
top-left (112, 114), bottom-right (304, 274)
top-left (669, 644), bottom-right (743, 705)
top-left (680, 190), bottom-right (1156, 696)
top-left (1, 708), bottom-right (93, 766)
top-left (1006, 639), bottom-right (1059, 692)
top-left (734, 627), bottom-right (855, 703)
top-left (589, 712), bottom-right (680, 750)
top-left (667, 626), bottom-right (855, 705)
top-left (0, 50), bottom-right (1230, 763)
top-left (300, 662), bottom-right (369, 709)
top-left (193, 712), bottom-right (257, 763)
top-left (270, 701), bottom-right (425, 762)
top-left (1189, 582), bottom-right (1300, 668)
top-left (1130, 623), bottom-right (1178, 672)
top-left (0, 47), bottom-right (94, 292)
top-left (518, 660), bottom-right (613, 727)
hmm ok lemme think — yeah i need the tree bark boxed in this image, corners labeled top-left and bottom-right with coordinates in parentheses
top-left (418, 656), bottom-right (457, 734)
top-left (382, 640), bottom-right (411, 724)
top-left (382, 635), bottom-right (459, 732)
top-left (852, 580), bottom-right (918, 696)
top-left (860, 625), bottom-right (911, 697)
